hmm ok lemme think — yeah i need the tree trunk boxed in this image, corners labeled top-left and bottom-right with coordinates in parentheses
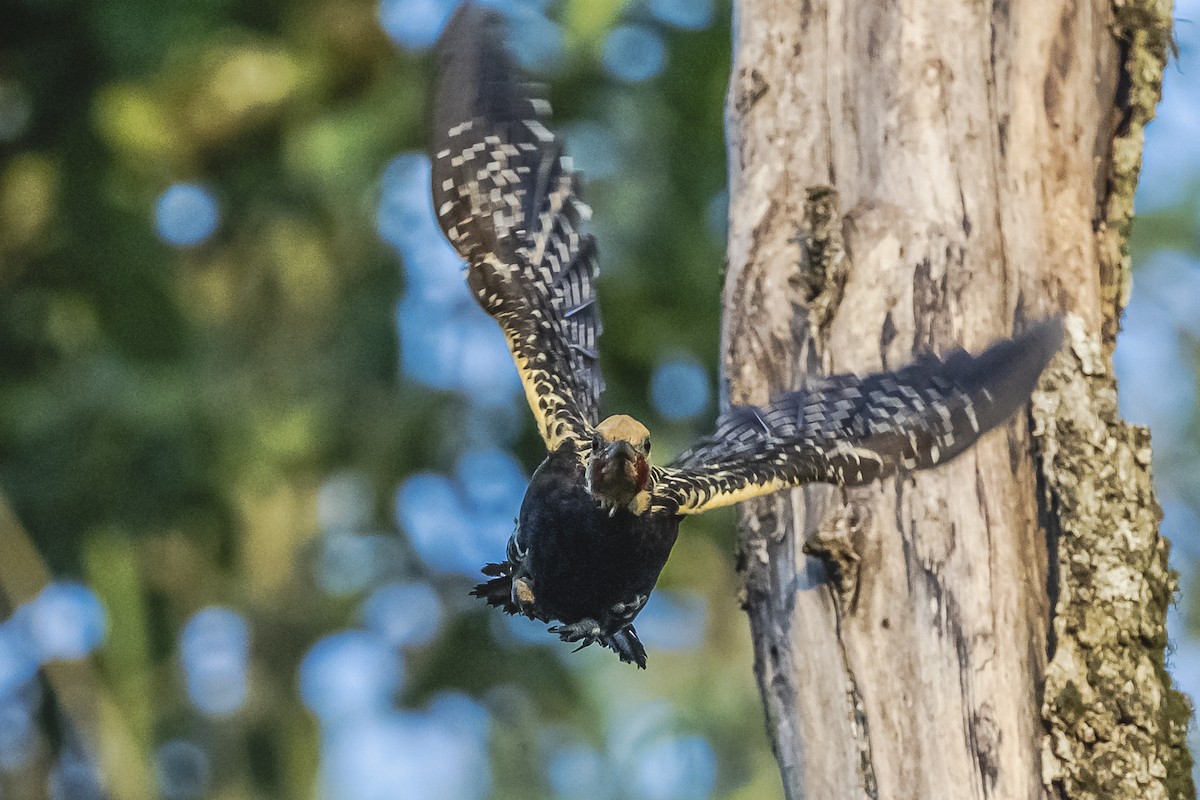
top-left (722, 1), bottom-right (1192, 799)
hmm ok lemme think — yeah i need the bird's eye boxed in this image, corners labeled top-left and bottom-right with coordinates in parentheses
top-left (643, 437), bottom-right (651, 453)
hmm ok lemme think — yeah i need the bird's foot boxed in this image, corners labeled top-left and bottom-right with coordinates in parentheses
top-left (549, 618), bottom-right (603, 645)
top-left (549, 619), bottom-right (647, 669)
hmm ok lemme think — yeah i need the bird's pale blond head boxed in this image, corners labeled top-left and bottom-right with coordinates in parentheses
top-left (590, 415), bottom-right (652, 514)
top-left (596, 415), bottom-right (650, 445)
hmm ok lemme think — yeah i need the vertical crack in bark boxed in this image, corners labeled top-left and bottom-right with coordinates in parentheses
top-left (739, 499), bottom-right (806, 800)
top-left (1038, 445), bottom-right (1063, 665)
top-left (803, 498), bottom-right (876, 793)
top-left (796, 185), bottom-right (846, 334)
top-left (833, 602), bottom-right (880, 800)
top-left (819, 2), bottom-right (836, 186)
top-left (983, 0), bottom-right (1014, 298)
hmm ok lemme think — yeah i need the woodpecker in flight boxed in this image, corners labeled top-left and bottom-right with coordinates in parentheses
top-left (430, 3), bottom-right (1063, 668)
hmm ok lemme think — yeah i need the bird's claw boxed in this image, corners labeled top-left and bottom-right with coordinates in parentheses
top-left (548, 619), bottom-right (647, 669)
top-left (548, 618), bottom-right (603, 644)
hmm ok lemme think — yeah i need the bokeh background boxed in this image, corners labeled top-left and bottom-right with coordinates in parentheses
top-left (0, 0), bottom-right (1197, 798)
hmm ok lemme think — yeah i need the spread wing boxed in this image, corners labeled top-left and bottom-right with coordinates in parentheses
top-left (430, 4), bottom-right (602, 455)
top-left (650, 319), bottom-right (1063, 515)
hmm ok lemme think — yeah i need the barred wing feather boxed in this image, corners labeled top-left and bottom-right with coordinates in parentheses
top-left (650, 319), bottom-right (1063, 515)
top-left (430, 4), bottom-right (603, 454)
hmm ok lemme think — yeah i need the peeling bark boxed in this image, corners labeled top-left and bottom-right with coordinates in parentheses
top-left (723, 0), bottom-right (1191, 798)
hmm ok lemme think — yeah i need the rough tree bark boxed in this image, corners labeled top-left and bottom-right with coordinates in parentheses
top-left (722, 1), bottom-right (1192, 799)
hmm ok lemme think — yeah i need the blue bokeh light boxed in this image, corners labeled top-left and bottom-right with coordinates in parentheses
top-left (1113, 252), bottom-right (1200, 445)
top-left (21, 581), bottom-right (108, 662)
top-left (1161, 496), bottom-right (1200, 563)
top-left (395, 473), bottom-right (473, 574)
top-left (0, 623), bottom-right (39, 699)
top-left (378, 0), bottom-right (460, 51)
top-left (602, 25), bottom-right (667, 83)
top-left (1168, 637), bottom-right (1200, 736)
top-left (459, 397), bottom-right (527, 446)
top-left (154, 740), bottom-right (211, 800)
top-left (179, 607), bottom-right (250, 717)
top-left (376, 155), bottom-right (448, 269)
top-left (321, 715), bottom-right (420, 800)
top-left (632, 591), bottom-right (708, 651)
top-left (155, 183), bottom-right (220, 247)
top-left (494, 610), bottom-right (552, 647)
top-left (1122, 250), bottom-right (1200, 338)
top-left (606, 701), bottom-right (675, 768)
top-left (647, 0), bottom-right (715, 30)
top-left (360, 581), bottom-right (444, 648)
top-left (706, 190), bottom-right (729, 241)
top-left (504, 6), bottom-right (565, 73)
top-left (395, 294), bottom-right (470, 392)
top-left (299, 629), bottom-right (401, 726)
top-left (378, 153), bottom-right (521, 403)
top-left (427, 691), bottom-right (491, 747)
top-left (481, 0), bottom-right (552, 8)
top-left (316, 532), bottom-right (387, 597)
top-left (317, 472), bottom-right (375, 532)
top-left (0, 690), bottom-right (38, 771)
top-left (48, 751), bottom-right (105, 800)
top-left (547, 743), bottom-right (612, 800)
top-left (320, 701), bottom-right (491, 800)
top-left (455, 448), bottom-right (527, 516)
top-left (631, 735), bottom-right (718, 800)
top-left (650, 355), bottom-right (712, 421)
top-left (470, 507), bottom-right (519, 561)
top-left (1135, 38), bottom-right (1200, 214)
top-left (376, 0), bottom-right (564, 69)
top-left (562, 121), bottom-right (621, 181)
top-left (375, 152), bottom-right (468, 300)
top-left (399, 238), bottom-right (470, 305)
top-left (395, 468), bottom-right (518, 577)
top-left (453, 311), bottom-right (525, 403)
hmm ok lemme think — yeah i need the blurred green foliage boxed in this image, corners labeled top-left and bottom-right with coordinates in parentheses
top-left (1, 0), bottom-right (788, 798)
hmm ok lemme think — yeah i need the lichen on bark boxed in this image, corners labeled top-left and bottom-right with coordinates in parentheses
top-left (1098, 0), bottom-right (1173, 347)
top-left (1032, 317), bottom-right (1194, 800)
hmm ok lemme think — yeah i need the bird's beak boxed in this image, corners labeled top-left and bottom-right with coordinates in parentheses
top-left (604, 439), bottom-right (638, 463)
top-left (590, 438), bottom-right (649, 515)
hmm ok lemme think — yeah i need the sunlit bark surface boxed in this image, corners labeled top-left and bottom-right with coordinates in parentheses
top-left (722, 1), bottom-right (1191, 798)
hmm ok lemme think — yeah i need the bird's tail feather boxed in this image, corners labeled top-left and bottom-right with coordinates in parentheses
top-left (470, 563), bottom-right (518, 614)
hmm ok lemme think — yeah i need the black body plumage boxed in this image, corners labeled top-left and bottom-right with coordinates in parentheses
top-left (431, 3), bottom-right (1064, 668)
top-left (474, 448), bottom-right (679, 666)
